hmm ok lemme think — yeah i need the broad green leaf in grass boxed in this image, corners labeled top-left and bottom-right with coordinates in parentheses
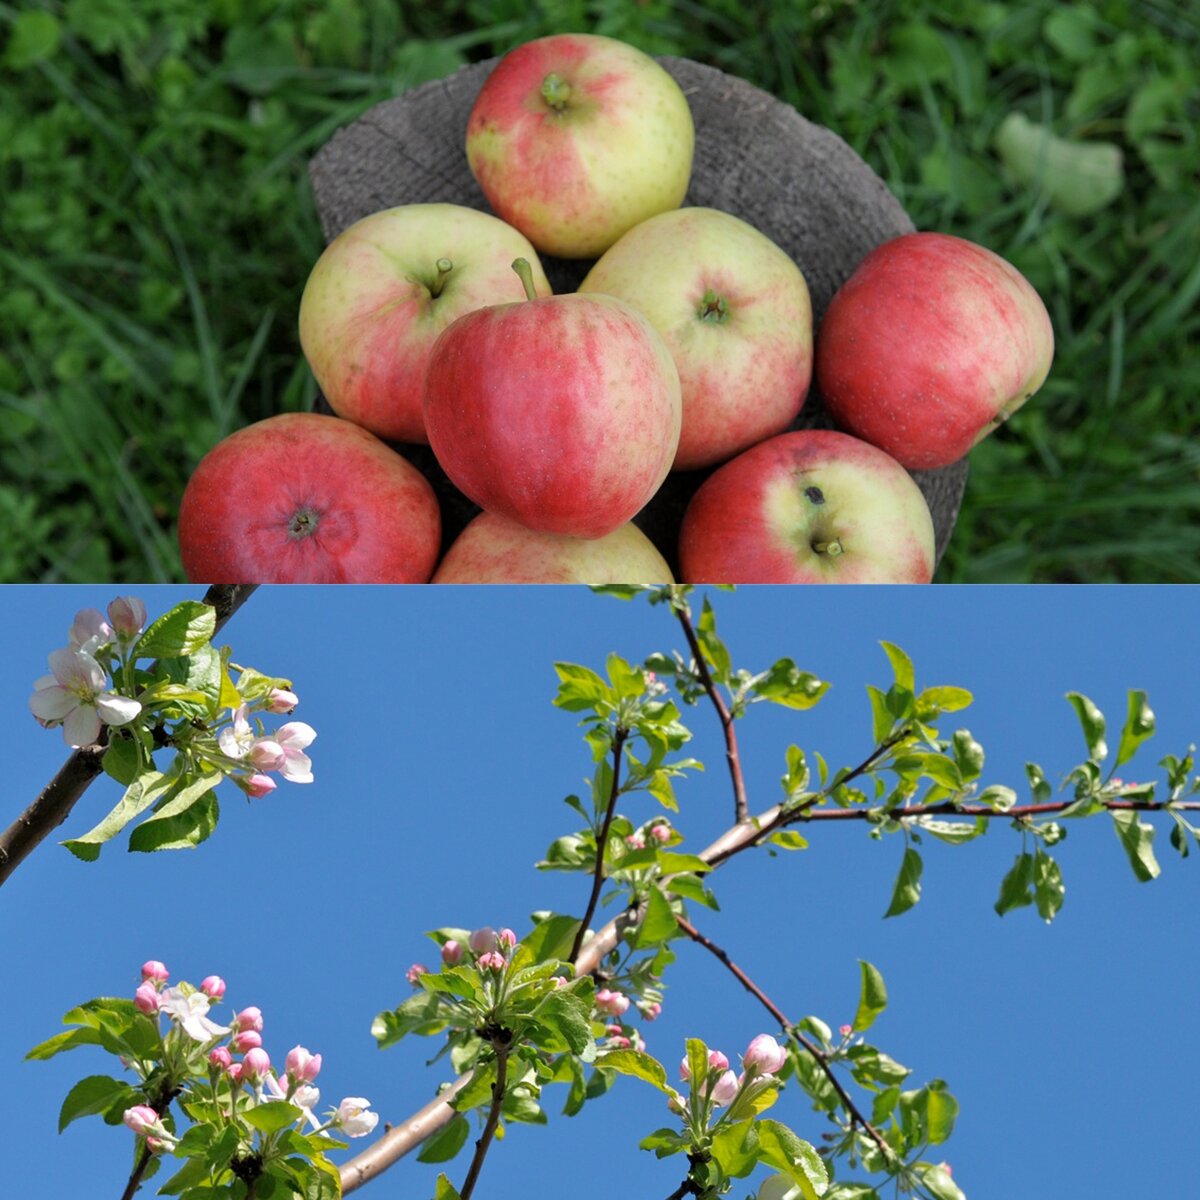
top-left (994, 113), bottom-right (1124, 217)
top-left (4, 10), bottom-right (62, 69)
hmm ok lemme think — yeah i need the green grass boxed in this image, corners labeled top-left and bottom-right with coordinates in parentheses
top-left (1, 0), bottom-right (1197, 581)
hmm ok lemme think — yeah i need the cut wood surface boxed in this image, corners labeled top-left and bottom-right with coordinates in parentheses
top-left (309, 57), bottom-right (968, 568)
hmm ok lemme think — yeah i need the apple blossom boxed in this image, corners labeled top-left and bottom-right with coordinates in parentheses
top-left (227, 1062), bottom-right (244, 1083)
top-left (286, 1045), bottom-right (322, 1084)
top-left (650, 824), bottom-right (672, 844)
top-left (141, 961), bottom-right (169, 984)
top-left (294, 1084), bottom-right (320, 1113)
top-left (334, 1097), bottom-right (379, 1137)
top-left (134, 983), bottom-right (160, 1015)
top-left (160, 987), bottom-right (230, 1042)
top-left (607, 1034), bottom-right (632, 1049)
top-left (235, 1006), bottom-right (263, 1033)
top-left (642, 1001), bottom-right (662, 1021)
top-left (406, 963), bottom-right (428, 986)
top-left (595, 988), bottom-right (630, 1017)
top-left (248, 738), bottom-right (286, 772)
top-left (267, 688), bottom-right (299, 713)
top-left (477, 951), bottom-right (507, 972)
top-left (106, 596), bottom-right (147, 640)
top-left (497, 928), bottom-right (518, 950)
top-left (200, 975), bottom-right (226, 999)
top-left (469, 927), bottom-right (498, 954)
top-left (243, 1047), bottom-right (271, 1081)
top-left (838, 1024), bottom-right (853, 1038)
top-left (709, 1068), bottom-right (740, 1107)
top-left (441, 939), bottom-right (463, 966)
top-left (68, 609), bottom-right (112, 654)
top-left (275, 722), bottom-right (317, 783)
top-left (30, 648), bottom-right (142, 747)
top-left (743, 1033), bottom-right (788, 1076)
top-left (123, 1105), bottom-right (161, 1136)
top-left (209, 1047), bottom-right (232, 1071)
top-left (625, 832), bottom-right (646, 850)
top-left (243, 774), bottom-right (276, 799)
top-left (680, 1049), bottom-right (729, 1080)
top-left (233, 1030), bottom-right (262, 1053)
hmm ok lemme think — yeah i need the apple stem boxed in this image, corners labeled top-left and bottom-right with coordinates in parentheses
top-left (540, 72), bottom-right (572, 112)
top-left (511, 258), bottom-right (539, 302)
top-left (697, 288), bottom-right (729, 323)
top-left (812, 537), bottom-right (843, 558)
top-left (430, 258), bottom-right (454, 298)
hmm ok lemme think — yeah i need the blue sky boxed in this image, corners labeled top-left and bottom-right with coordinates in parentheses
top-left (2, 584), bottom-right (1197, 1200)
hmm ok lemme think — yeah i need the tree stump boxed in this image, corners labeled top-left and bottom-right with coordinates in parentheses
top-left (308, 56), bottom-right (968, 572)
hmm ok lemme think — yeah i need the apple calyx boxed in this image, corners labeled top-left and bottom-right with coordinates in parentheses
top-left (540, 72), bottom-right (572, 112)
top-left (287, 508), bottom-right (321, 541)
top-left (697, 288), bottom-right (729, 323)
top-left (511, 257), bottom-right (540, 302)
top-left (429, 257), bottom-right (454, 299)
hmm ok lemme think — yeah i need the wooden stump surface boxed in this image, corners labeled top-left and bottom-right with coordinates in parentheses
top-left (309, 56), bottom-right (968, 571)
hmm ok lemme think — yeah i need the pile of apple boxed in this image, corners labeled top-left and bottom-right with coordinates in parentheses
top-left (178, 33), bottom-right (1054, 585)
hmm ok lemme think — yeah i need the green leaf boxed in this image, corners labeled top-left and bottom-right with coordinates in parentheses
top-left (952, 730), bottom-right (984, 782)
top-left (1066, 692), bottom-right (1108, 761)
top-left (26, 1026), bottom-right (103, 1061)
top-left (434, 1173), bottom-right (464, 1200)
top-left (598, 1048), bottom-right (670, 1092)
top-left (531, 989), bottom-right (594, 1057)
top-left (58, 1074), bottom-right (139, 1132)
top-left (853, 960), bottom-right (888, 1032)
top-left (754, 1119), bottom-right (828, 1200)
top-left (884, 847), bottom-right (923, 918)
top-left (916, 686), bottom-right (973, 715)
top-left (127, 771), bottom-right (222, 853)
top-left (3, 10), bottom-right (62, 69)
top-left (633, 886), bottom-right (678, 948)
top-left (242, 1102), bottom-right (301, 1134)
top-left (923, 1163), bottom-right (966, 1200)
top-left (1033, 848), bottom-right (1065, 922)
top-left (553, 662), bottom-right (611, 713)
top-left (520, 914), bottom-right (579, 965)
top-left (606, 652), bottom-right (644, 701)
top-left (769, 831), bottom-right (809, 851)
top-left (866, 685), bottom-right (893, 744)
top-left (371, 992), bottom-right (446, 1048)
top-left (62, 769), bottom-right (175, 861)
top-left (880, 642), bottom-right (914, 694)
top-left (686, 1039), bottom-right (709, 1092)
top-left (1112, 810), bottom-right (1161, 882)
top-left (103, 736), bottom-right (141, 785)
top-left (918, 818), bottom-right (984, 845)
top-left (696, 596), bottom-right (733, 683)
top-left (899, 1080), bottom-right (958, 1146)
top-left (755, 659), bottom-right (828, 710)
top-left (825, 1186), bottom-right (880, 1200)
top-left (1115, 691), bottom-right (1156, 768)
top-left (1026, 762), bottom-right (1052, 803)
top-left (416, 1114), bottom-right (470, 1163)
top-left (995, 852), bottom-right (1035, 916)
top-left (709, 1119), bottom-right (760, 1178)
top-left (994, 113), bottom-right (1124, 216)
top-left (135, 602), bottom-right (216, 660)
top-left (639, 1127), bottom-right (689, 1158)
top-left (977, 785), bottom-right (1017, 812)
top-left (1043, 7), bottom-right (1099, 60)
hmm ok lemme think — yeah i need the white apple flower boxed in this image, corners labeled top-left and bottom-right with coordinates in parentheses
top-left (218, 704), bottom-right (256, 759)
top-left (159, 986), bottom-right (230, 1042)
top-left (333, 1097), bottom-right (379, 1137)
top-left (275, 722), bottom-right (316, 783)
top-left (30, 648), bottom-right (141, 747)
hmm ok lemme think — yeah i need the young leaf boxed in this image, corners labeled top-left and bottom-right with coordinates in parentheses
top-left (1111, 810), bottom-right (1161, 881)
top-left (952, 730), bottom-right (984, 781)
top-left (754, 1119), bottom-right (828, 1200)
top-left (434, 1173), bottom-right (464, 1200)
top-left (916, 686), bottom-right (973, 715)
top-left (639, 1127), bottom-right (688, 1158)
top-left (58, 1075), bottom-right (140, 1132)
top-left (632, 886), bottom-right (678, 948)
top-left (754, 660), bottom-right (828, 710)
top-left (242, 1102), bottom-right (302, 1134)
top-left (102, 736), bottom-right (141, 785)
top-left (598, 1048), bottom-right (670, 1092)
top-left (61, 770), bottom-right (175, 861)
top-left (880, 642), bottom-right (914, 693)
top-left (1066, 692), bottom-right (1108, 761)
top-left (994, 852), bottom-right (1035, 916)
top-left (127, 771), bottom-right (222, 854)
top-left (416, 1114), bottom-right (470, 1163)
top-left (1033, 848), bottom-right (1065, 922)
top-left (521, 914), bottom-right (580, 965)
top-left (135, 601), bottom-right (216, 660)
top-left (553, 663), bottom-right (612, 713)
top-left (853, 960), bottom-right (888, 1032)
top-left (709, 1119), bottom-right (760, 1178)
top-left (768, 831), bottom-right (809, 851)
top-left (884, 847), bottom-right (923, 918)
top-left (1115, 690), bottom-right (1156, 768)
top-left (697, 596), bottom-right (733, 683)
top-left (923, 1163), bottom-right (966, 1200)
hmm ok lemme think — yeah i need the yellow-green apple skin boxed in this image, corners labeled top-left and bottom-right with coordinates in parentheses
top-left (178, 414), bottom-right (441, 583)
top-left (423, 282), bottom-right (681, 539)
top-left (298, 204), bottom-right (551, 444)
top-left (678, 430), bottom-right (935, 584)
top-left (433, 513), bottom-right (673, 583)
top-left (580, 207), bottom-right (813, 470)
top-left (817, 232), bottom-right (1054, 469)
top-left (465, 33), bottom-right (694, 258)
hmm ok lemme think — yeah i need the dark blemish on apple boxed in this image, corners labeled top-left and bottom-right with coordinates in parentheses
top-left (805, 486), bottom-right (825, 505)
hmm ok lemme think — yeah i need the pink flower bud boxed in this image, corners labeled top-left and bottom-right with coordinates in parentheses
top-left (200, 976), bottom-right (226, 1000)
top-left (107, 596), bottom-right (147, 639)
top-left (233, 1030), bottom-right (262, 1053)
top-left (210, 1047), bottom-right (233, 1071)
top-left (286, 1045), bottom-right (322, 1083)
top-left (227, 1062), bottom-right (244, 1083)
top-left (441, 940), bottom-right (463, 966)
top-left (606, 1024), bottom-right (623, 1036)
top-left (608, 1035), bottom-right (632, 1049)
top-left (595, 989), bottom-right (630, 1017)
top-left (244, 774), bottom-right (276, 799)
top-left (642, 1001), bottom-right (662, 1021)
top-left (406, 963), bottom-right (428, 986)
top-left (267, 688), bottom-right (299, 714)
top-left (134, 982), bottom-right (160, 1014)
top-left (709, 1069), bottom-right (740, 1107)
top-left (941, 1164), bottom-right (953, 1178)
top-left (469, 927), bottom-right (498, 954)
top-left (234, 1006), bottom-right (263, 1033)
top-left (838, 1024), bottom-right (853, 1038)
top-left (123, 1105), bottom-right (159, 1135)
top-left (141, 961), bottom-right (168, 985)
top-left (477, 951), bottom-right (507, 972)
top-left (242, 1047), bottom-right (271, 1081)
top-left (497, 928), bottom-right (517, 950)
top-left (249, 739), bottom-right (285, 771)
top-left (625, 833), bottom-right (646, 850)
top-left (708, 1050), bottom-right (730, 1072)
top-left (650, 824), bottom-right (671, 843)
top-left (146, 1136), bottom-right (165, 1153)
top-left (743, 1034), bottom-right (788, 1076)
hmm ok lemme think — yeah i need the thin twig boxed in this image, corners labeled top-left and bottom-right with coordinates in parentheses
top-left (674, 603), bottom-right (749, 823)
top-left (663, 1180), bottom-right (699, 1200)
top-left (674, 916), bottom-right (893, 1161)
top-left (568, 727), bottom-right (629, 964)
top-left (118, 1145), bottom-right (153, 1200)
top-left (457, 1039), bottom-right (510, 1200)
top-left (0, 584), bottom-right (256, 890)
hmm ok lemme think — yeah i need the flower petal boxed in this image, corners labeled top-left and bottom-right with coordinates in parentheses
top-left (96, 693), bottom-right (142, 727)
top-left (63, 704), bottom-right (102, 748)
top-left (279, 749), bottom-right (313, 783)
top-left (276, 722), bottom-right (316, 750)
top-left (30, 685), bottom-right (76, 722)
